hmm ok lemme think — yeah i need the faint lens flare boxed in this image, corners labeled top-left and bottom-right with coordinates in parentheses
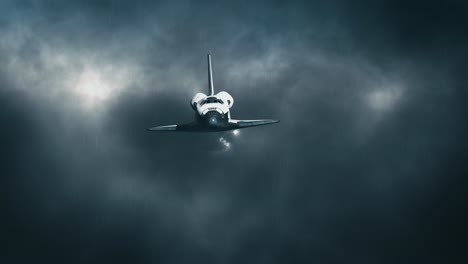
top-left (219, 137), bottom-right (231, 151)
top-left (219, 131), bottom-right (240, 151)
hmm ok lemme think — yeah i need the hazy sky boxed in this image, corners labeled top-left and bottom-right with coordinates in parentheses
top-left (1, 0), bottom-right (467, 263)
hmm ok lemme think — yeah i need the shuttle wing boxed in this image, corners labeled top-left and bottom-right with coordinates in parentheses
top-left (230, 119), bottom-right (280, 128)
top-left (147, 122), bottom-right (200, 131)
top-left (147, 124), bottom-right (178, 131)
top-left (147, 122), bottom-right (221, 132)
top-left (147, 119), bottom-right (279, 132)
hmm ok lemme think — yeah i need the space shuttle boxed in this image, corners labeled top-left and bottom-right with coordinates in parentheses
top-left (147, 54), bottom-right (279, 132)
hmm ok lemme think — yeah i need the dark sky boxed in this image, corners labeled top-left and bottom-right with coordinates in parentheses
top-left (1, 0), bottom-right (467, 263)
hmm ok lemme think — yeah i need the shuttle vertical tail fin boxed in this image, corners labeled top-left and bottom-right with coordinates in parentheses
top-left (207, 54), bottom-right (214, 96)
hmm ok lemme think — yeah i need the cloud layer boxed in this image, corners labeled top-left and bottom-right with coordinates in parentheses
top-left (1, 0), bottom-right (467, 263)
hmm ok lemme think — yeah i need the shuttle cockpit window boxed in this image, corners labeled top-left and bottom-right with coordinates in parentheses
top-left (201, 97), bottom-right (224, 105)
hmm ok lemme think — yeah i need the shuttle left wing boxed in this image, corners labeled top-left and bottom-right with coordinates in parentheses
top-left (147, 122), bottom-right (200, 132)
top-left (230, 119), bottom-right (280, 128)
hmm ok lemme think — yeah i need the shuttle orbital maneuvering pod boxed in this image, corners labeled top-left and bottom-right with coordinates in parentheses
top-left (147, 54), bottom-right (280, 132)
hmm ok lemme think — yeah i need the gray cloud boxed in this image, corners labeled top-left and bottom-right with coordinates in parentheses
top-left (1, 0), bottom-right (467, 263)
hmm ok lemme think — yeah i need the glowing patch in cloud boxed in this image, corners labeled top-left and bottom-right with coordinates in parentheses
top-left (367, 85), bottom-right (403, 112)
top-left (71, 64), bottom-right (133, 111)
top-left (75, 69), bottom-right (112, 106)
top-left (226, 49), bottom-right (288, 86)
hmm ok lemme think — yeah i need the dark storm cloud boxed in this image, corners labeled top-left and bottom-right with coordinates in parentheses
top-left (1, 0), bottom-right (468, 263)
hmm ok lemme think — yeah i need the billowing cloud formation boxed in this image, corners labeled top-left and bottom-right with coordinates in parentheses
top-left (1, 0), bottom-right (467, 263)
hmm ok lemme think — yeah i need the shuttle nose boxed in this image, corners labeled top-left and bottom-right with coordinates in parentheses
top-left (208, 116), bottom-right (218, 126)
top-left (204, 111), bottom-right (223, 127)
